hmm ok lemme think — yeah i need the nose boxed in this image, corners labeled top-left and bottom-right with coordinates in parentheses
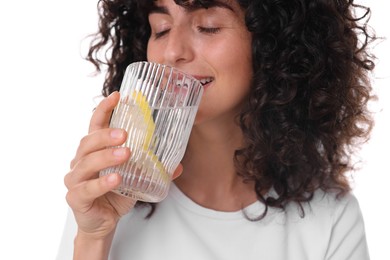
top-left (162, 27), bottom-right (194, 66)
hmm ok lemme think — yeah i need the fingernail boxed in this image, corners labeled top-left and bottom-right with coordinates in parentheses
top-left (108, 91), bottom-right (118, 98)
top-left (107, 174), bottom-right (118, 184)
top-left (113, 147), bottom-right (127, 157)
top-left (111, 129), bottom-right (124, 139)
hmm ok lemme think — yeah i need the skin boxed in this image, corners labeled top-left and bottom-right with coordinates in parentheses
top-left (64, 0), bottom-right (255, 258)
top-left (147, 0), bottom-right (255, 211)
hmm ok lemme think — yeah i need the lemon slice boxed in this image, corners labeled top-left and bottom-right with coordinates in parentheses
top-left (131, 91), bottom-right (155, 149)
top-left (130, 91), bottom-right (169, 183)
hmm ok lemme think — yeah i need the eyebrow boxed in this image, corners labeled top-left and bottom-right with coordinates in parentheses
top-left (149, 1), bottom-right (234, 15)
top-left (149, 5), bottom-right (170, 15)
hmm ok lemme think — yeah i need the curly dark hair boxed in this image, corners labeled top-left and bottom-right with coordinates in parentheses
top-left (86, 0), bottom-right (376, 219)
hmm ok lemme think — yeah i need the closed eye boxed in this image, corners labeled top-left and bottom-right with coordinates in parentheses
top-left (154, 29), bottom-right (171, 39)
top-left (197, 26), bottom-right (221, 34)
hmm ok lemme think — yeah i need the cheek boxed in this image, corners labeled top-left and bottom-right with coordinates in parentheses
top-left (146, 42), bottom-right (153, 62)
top-left (206, 35), bottom-right (252, 75)
top-left (220, 48), bottom-right (253, 90)
top-left (231, 40), bottom-right (253, 87)
top-left (146, 41), bottom-right (159, 63)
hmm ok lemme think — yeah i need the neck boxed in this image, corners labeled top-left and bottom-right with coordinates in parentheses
top-left (174, 118), bottom-right (257, 211)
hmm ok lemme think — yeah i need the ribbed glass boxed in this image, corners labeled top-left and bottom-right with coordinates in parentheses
top-left (100, 61), bottom-right (203, 202)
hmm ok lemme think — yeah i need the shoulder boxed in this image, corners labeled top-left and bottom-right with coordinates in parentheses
top-left (283, 190), bottom-right (370, 259)
top-left (307, 189), bottom-right (362, 219)
top-left (284, 190), bottom-right (365, 236)
top-left (276, 189), bottom-right (362, 226)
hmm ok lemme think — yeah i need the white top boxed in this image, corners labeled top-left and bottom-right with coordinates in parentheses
top-left (56, 184), bottom-right (370, 260)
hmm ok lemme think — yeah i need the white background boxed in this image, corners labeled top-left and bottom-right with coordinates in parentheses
top-left (0, 1), bottom-right (388, 259)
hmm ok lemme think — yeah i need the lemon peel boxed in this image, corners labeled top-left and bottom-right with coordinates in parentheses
top-left (130, 91), bottom-right (169, 183)
top-left (130, 91), bottom-right (154, 148)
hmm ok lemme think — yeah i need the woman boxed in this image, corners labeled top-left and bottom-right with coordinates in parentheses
top-left (58, 0), bottom-right (376, 259)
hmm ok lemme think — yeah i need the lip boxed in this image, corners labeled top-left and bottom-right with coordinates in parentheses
top-left (191, 75), bottom-right (214, 89)
top-left (200, 81), bottom-right (212, 90)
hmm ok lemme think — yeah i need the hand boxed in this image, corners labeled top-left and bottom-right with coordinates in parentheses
top-left (64, 91), bottom-right (135, 240)
top-left (64, 91), bottom-right (184, 241)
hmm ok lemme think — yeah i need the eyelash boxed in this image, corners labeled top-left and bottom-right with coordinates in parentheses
top-left (197, 26), bottom-right (221, 34)
top-left (153, 26), bottom-right (221, 39)
top-left (154, 30), bottom-right (169, 39)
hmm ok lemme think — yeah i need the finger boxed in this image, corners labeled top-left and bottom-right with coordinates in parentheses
top-left (70, 128), bottom-right (127, 169)
top-left (172, 163), bottom-right (183, 180)
top-left (66, 173), bottom-right (122, 213)
top-left (65, 147), bottom-right (130, 189)
top-left (89, 91), bottom-right (120, 133)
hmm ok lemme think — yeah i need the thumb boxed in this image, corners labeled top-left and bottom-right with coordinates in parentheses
top-left (172, 163), bottom-right (183, 180)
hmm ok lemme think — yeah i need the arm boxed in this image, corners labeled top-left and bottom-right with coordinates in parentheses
top-left (60, 92), bottom-right (182, 259)
top-left (73, 229), bottom-right (116, 260)
top-left (63, 92), bottom-right (136, 260)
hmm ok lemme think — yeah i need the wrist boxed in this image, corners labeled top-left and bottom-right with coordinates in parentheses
top-left (73, 229), bottom-right (115, 260)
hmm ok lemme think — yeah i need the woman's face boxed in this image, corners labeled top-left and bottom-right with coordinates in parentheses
top-left (147, 0), bottom-right (253, 125)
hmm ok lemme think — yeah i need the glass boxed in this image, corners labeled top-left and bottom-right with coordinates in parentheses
top-left (100, 61), bottom-right (204, 202)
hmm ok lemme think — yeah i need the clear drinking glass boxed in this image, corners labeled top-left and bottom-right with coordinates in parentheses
top-left (99, 61), bottom-right (204, 202)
